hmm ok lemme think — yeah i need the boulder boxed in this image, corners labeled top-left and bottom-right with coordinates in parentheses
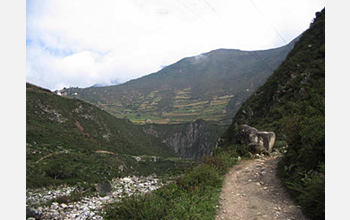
top-left (247, 143), bottom-right (267, 155)
top-left (96, 181), bottom-right (112, 195)
top-left (236, 125), bottom-right (276, 154)
top-left (73, 186), bottom-right (84, 194)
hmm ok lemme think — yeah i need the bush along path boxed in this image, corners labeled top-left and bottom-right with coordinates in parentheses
top-left (27, 151), bottom-right (308, 219)
top-left (101, 149), bottom-right (309, 220)
top-left (103, 149), bottom-right (239, 219)
top-left (216, 155), bottom-right (308, 220)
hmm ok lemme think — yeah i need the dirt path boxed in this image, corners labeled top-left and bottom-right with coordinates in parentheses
top-left (216, 156), bottom-right (309, 220)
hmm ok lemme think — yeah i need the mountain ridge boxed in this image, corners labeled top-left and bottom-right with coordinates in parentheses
top-left (61, 39), bottom-right (299, 125)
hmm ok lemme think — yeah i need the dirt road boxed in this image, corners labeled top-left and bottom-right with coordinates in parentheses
top-left (216, 156), bottom-right (309, 220)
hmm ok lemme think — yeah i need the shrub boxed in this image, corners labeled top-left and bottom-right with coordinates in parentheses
top-left (286, 163), bottom-right (325, 220)
top-left (103, 149), bottom-right (236, 219)
top-left (176, 164), bottom-right (222, 192)
top-left (204, 148), bottom-right (239, 174)
top-left (104, 193), bottom-right (168, 220)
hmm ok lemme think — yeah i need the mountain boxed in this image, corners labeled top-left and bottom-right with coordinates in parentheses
top-left (217, 9), bottom-right (325, 220)
top-left (26, 83), bottom-right (192, 188)
top-left (61, 39), bottom-right (298, 125)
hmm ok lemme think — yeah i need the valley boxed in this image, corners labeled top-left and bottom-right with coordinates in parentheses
top-left (26, 8), bottom-right (324, 220)
top-left (26, 83), bottom-right (194, 189)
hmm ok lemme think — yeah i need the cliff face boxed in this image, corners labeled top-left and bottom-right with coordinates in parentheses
top-left (141, 120), bottom-right (225, 160)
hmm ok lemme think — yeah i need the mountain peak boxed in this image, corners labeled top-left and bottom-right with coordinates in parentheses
top-left (62, 40), bottom-right (298, 125)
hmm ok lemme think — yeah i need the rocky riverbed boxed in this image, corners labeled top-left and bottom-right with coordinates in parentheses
top-left (26, 175), bottom-right (170, 220)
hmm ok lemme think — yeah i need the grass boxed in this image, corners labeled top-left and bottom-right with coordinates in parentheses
top-left (103, 147), bottom-right (240, 219)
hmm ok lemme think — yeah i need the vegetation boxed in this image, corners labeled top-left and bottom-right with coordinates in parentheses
top-left (26, 83), bottom-right (194, 188)
top-left (218, 9), bottom-right (325, 220)
top-left (62, 43), bottom-right (296, 125)
top-left (103, 147), bottom-right (241, 219)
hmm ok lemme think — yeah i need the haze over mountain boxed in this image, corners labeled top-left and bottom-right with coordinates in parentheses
top-left (61, 39), bottom-right (299, 125)
top-left (26, 1), bottom-right (325, 90)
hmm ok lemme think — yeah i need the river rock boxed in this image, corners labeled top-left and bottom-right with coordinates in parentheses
top-left (26, 175), bottom-right (170, 219)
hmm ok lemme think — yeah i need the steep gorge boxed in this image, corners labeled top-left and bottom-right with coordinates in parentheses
top-left (141, 120), bottom-right (225, 160)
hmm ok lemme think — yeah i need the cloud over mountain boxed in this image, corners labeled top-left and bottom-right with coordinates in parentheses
top-left (26, 0), bottom-right (325, 90)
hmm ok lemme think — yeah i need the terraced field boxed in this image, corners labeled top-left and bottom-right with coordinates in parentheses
top-left (93, 87), bottom-right (236, 125)
top-left (62, 42), bottom-right (298, 125)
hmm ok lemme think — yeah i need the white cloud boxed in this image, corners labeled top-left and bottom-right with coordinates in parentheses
top-left (26, 0), bottom-right (325, 90)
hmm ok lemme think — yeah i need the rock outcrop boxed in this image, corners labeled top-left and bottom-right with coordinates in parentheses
top-left (237, 125), bottom-right (276, 154)
top-left (141, 120), bottom-right (224, 160)
top-left (218, 124), bottom-right (276, 155)
top-left (95, 181), bottom-right (112, 195)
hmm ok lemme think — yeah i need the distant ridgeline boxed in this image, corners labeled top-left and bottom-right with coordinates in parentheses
top-left (217, 9), bottom-right (325, 220)
top-left (60, 39), bottom-right (298, 126)
top-left (26, 83), bottom-right (194, 188)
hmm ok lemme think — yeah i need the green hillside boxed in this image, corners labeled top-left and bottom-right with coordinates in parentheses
top-left (61, 41), bottom-right (297, 125)
top-left (218, 9), bottom-right (325, 220)
top-left (26, 83), bottom-right (193, 188)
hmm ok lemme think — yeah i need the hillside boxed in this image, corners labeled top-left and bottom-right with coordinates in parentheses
top-left (61, 41), bottom-right (298, 125)
top-left (26, 83), bottom-right (193, 188)
top-left (217, 9), bottom-right (325, 220)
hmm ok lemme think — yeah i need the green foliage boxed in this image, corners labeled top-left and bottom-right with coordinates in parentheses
top-left (218, 8), bottom-right (325, 220)
top-left (281, 106), bottom-right (324, 171)
top-left (176, 164), bottom-right (222, 192)
top-left (283, 163), bottom-right (325, 220)
top-left (104, 193), bottom-right (168, 220)
top-left (214, 142), bottom-right (250, 159)
top-left (202, 155), bottom-right (228, 174)
top-left (103, 149), bottom-right (237, 219)
top-left (26, 83), bottom-right (188, 188)
top-left (210, 145), bottom-right (247, 171)
top-left (278, 88), bottom-right (324, 220)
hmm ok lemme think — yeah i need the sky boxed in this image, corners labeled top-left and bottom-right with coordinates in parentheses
top-left (26, 0), bottom-right (325, 91)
